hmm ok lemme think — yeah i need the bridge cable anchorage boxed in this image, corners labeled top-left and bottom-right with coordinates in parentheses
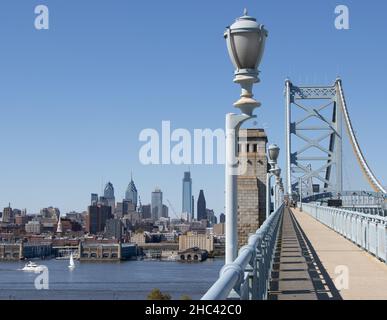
top-left (336, 80), bottom-right (386, 195)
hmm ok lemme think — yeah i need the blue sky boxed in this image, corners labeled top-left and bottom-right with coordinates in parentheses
top-left (0, 0), bottom-right (386, 215)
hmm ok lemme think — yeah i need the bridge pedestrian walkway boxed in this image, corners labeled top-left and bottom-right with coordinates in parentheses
top-left (291, 207), bottom-right (387, 300)
top-left (268, 208), bottom-right (341, 300)
top-left (269, 207), bottom-right (387, 300)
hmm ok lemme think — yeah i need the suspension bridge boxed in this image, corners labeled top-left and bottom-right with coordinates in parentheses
top-left (202, 79), bottom-right (387, 300)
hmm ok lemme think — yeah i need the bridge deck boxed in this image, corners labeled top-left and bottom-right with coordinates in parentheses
top-left (291, 207), bottom-right (387, 300)
top-left (269, 208), bottom-right (341, 300)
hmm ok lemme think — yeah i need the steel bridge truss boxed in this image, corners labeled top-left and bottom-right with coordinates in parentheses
top-left (285, 80), bottom-right (343, 197)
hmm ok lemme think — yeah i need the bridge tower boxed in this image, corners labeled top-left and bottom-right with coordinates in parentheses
top-left (285, 79), bottom-right (343, 198)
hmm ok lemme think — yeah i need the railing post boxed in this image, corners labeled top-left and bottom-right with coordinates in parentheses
top-left (201, 205), bottom-right (284, 300)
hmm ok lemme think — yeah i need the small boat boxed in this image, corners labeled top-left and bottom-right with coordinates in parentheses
top-left (166, 254), bottom-right (178, 261)
top-left (22, 261), bottom-right (44, 272)
top-left (68, 252), bottom-right (75, 270)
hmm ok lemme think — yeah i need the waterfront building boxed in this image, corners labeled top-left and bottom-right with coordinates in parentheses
top-left (151, 188), bottom-right (163, 220)
top-left (125, 174), bottom-right (138, 209)
top-left (79, 242), bottom-right (137, 261)
top-left (182, 171), bottom-right (192, 218)
top-left (104, 182), bottom-right (116, 210)
top-left (237, 129), bottom-right (268, 247)
top-left (86, 204), bottom-right (113, 234)
top-left (197, 190), bottom-right (207, 221)
top-left (178, 233), bottom-right (214, 253)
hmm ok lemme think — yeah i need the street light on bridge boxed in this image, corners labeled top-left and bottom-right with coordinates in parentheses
top-left (224, 9), bottom-right (268, 264)
top-left (267, 144), bottom-right (280, 219)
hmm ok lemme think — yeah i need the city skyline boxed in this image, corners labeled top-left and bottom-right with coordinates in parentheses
top-left (0, 1), bottom-right (386, 304)
top-left (0, 171), bottom-right (222, 222)
top-left (0, 0), bottom-right (386, 214)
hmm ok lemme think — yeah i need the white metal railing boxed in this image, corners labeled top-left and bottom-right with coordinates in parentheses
top-left (201, 204), bottom-right (284, 300)
top-left (301, 203), bottom-right (387, 263)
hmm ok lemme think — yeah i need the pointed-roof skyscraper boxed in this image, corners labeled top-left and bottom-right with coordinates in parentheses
top-left (104, 182), bottom-right (115, 210)
top-left (197, 190), bottom-right (207, 221)
top-left (125, 173), bottom-right (138, 209)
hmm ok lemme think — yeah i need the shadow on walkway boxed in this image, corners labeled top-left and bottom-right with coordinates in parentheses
top-left (269, 208), bottom-right (342, 300)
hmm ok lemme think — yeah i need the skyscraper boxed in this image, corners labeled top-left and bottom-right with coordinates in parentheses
top-left (86, 204), bottom-right (113, 234)
top-left (141, 204), bottom-right (151, 219)
top-left (197, 190), bottom-right (207, 221)
top-left (206, 209), bottom-right (217, 225)
top-left (162, 204), bottom-right (169, 218)
top-left (151, 188), bottom-right (163, 220)
top-left (104, 182), bottom-right (115, 210)
top-left (182, 171), bottom-right (192, 217)
top-left (192, 195), bottom-right (195, 221)
top-left (91, 193), bottom-right (98, 205)
top-left (125, 174), bottom-right (138, 209)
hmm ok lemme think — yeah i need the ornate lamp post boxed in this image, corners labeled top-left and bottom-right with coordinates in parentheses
top-left (272, 167), bottom-right (282, 210)
top-left (224, 9), bottom-right (268, 264)
top-left (266, 144), bottom-right (280, 219)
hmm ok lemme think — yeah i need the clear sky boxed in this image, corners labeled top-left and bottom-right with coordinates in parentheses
top-left (0, 0), bottom-right (386, 215)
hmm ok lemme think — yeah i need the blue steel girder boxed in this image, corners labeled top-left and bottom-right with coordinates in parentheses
top-left (295, 131), bottom-right (334, 156)
top-left (294, 101), bottom-right (334, 126)
top-left (285, 81), bottom-right (343, 197)
top-left (293, 162), bottom-right (333, 187)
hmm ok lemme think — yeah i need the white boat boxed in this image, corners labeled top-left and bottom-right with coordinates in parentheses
top-left (22, 261), bottom-right (44, 272)
top-left (166, 254), bottom-right (179, 261)
top-left (68, 252), bottom-right (75, 269)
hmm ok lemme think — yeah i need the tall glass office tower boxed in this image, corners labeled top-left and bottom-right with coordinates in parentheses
top-left (197, 190), bottom-right (207, 221)
top-left (151, 188), bottom-right (163, 220)
top-left (182, 171), bottom-right (192, 218)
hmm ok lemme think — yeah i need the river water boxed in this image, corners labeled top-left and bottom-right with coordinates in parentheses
top-left (0, 258), bottom-right (223, 300)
